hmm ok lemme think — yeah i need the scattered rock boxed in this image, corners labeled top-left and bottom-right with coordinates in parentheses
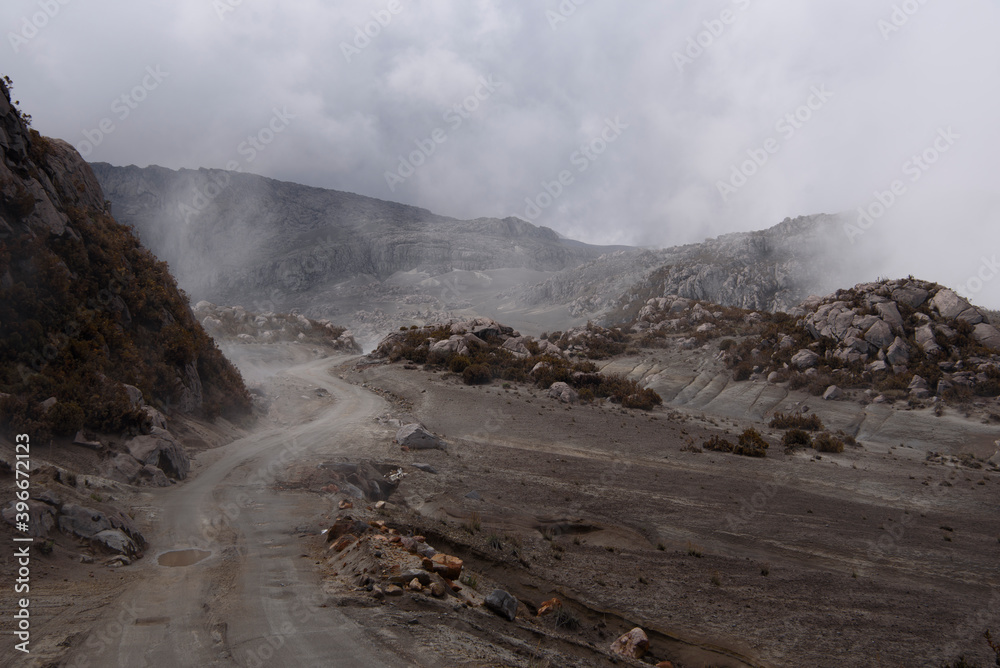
top-left (822, 385), bottom-right (842, 401)
top-left (485, 588), bottom-right (518, 621)
top-left (427, 553), bottom-right (464, 580)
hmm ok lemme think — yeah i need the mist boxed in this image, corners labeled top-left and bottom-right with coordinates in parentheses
top-left (3, 0), bottom-right (998, 307)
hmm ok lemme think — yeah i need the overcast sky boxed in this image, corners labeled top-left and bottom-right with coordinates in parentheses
top-left (3, 0), bottom-right (999, 306)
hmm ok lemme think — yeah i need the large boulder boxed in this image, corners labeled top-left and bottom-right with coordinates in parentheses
top-left (484, 589), bottom-right (518, 621)
top-left (885, 337), bottom-right (911, 366)
top-left (791, 349), bottom-right (820, 369)
top-left (973, 323), bottom-right (1000, 351)
top-left (891, 285), bottom-right (929, 308)
top-left (395, 424), bottom-right (446, 451)
top-left (875, 302), bottom-right (905, 333)
top-left (91, 529), bottom-right (139, 557)
top-left (125, 427), bottom-right (190, 479)
top-left (931, 289), bottom-right (984, 324)
top-left (864, 320), bottom-right (895, 350)
top-left (57, 504), bottom-right (144, 548)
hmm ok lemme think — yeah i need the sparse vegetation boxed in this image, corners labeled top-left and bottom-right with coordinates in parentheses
top-left (812, 432), bottom-right (845, 453)
top-left (769, 412), bottom-right (825, 431)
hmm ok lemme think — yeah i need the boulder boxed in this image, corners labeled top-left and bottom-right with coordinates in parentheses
top-left (875, 302), bottom-right (905, 333)
top-left (891, 285), bottom-right (929, 308)
top-left (863, 320), bottom-right (895, 350)
top-left (791, 349), bottom-right (820, 370)
top-left (57, 504), bottom-right (144, 548)
top-left (137, 464), bottom-right (170, 487)
top-left (126, 428), bottom-right (190, 480)
top-left (485, 588), bottom-right (518, 621)
top-left (142, 406), bottom-right (168, 430)
top-left (915, 324), bottom-right (942, 356)
top-left (823, 385), bottom-right (842, 401)
top-left (885, 337), bottom-right (910, 366)
top-left (91, 529), bottom-right (139, 557)
top-left (610, 627), bottom-right (650, 660)
top-left (909, 375), bottom-right (931, 399)
top-left (122, 384), bottom-right (144, 408)
top-left (931, 289), bottom-right (983, 324)
top-left (547, 382), bottom-right (578, 404)
top-left (973, 323), bottom-right (1000, 351)
top-left (866, 360), bottom-right (888, 373)
top-left (395, 424), bottom-right (446, 451)
top-left (101, 453), bottom-right (142, 485)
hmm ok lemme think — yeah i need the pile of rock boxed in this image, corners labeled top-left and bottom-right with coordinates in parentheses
top-left (792, 279), bottom-right (1000, 371)
top-left (194, 302), bottom-right (360, 352)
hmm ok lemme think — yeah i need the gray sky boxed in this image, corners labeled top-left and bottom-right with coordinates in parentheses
top-left (4, 0), bottom-right (999, 307)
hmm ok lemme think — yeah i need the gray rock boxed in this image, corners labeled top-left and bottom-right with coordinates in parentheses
top-left (822, 385), bottom-right (842, 401)
top-left (792, 349), bottom-right (820, 369)
top-left (123, 384), bottom-right (144, 408)
top-left (875, 302), bottom-right (905, 333)
top-left (767, 371), bottom-right (782, 383)
top-left (39, 397), bottom-right (57, 412)
top-left (91, 529), bottom-right (139, 557)
top-left (909, 375), bottom-right (931, 399)
top-left (886, 337), bottom-right (911, 366)
top-left (101, 453), bottom-right (142, 485)
top-left (412, 463), bottom-right (438, 474)
top-left (142, 406), bottom-right (167, 430)
top-left (891, 285), bottom-right (929, 308)
top-left (915, 324), bottom-right (942, 356)
top-left (395, 424), bottom-right (446, 451)
top-left (484, 588), bottom-right (518, 621)
top-left (973, 323), bottom-right (1000, 351)
top-left (864, 320), bottom-right (895, 350)
top-left (866, 360), bottom-right (888, 373)
top-left (547, 382), bottom-right (578, 404)
top-left (931, 289), bottom-right (983, 324)
top-left (126, 428), bottom-right (190, 480)
top-left (137, 464), bottom-right (170, 487)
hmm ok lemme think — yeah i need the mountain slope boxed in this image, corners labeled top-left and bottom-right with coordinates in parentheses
top-left (0, 81), bottom-right (251, 441)
top-left (90, 163), bottom-right (634, 317)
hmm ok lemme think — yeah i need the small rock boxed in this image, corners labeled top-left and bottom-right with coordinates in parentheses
top-left (395, 424), bottom-right (446, 450)
top-left (822, 385), bottom-right (842, 401)
top-left (407, 578), bottom-right (423, 592)
top-left (485, 588), bottom-right (518, 621)
top-left (791, 349), bottom-right (820, 370)
top-left (384, 585), bottom-right (404, 597)
top-left (611, 627), bottom-right (650, 660)
top-left (339, 500), bottom-right (353, 510)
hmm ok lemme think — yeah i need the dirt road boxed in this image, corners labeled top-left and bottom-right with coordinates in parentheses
top-left (70, 353), bottom-right (404, 667)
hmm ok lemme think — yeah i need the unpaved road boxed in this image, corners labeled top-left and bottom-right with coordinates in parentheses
top-left (69, 352), bottom-right (404, 667)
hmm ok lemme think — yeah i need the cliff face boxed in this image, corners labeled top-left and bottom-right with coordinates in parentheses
top-left (90, 163), bottom-right (633, 311)
top-left (0, 81), bottom-right (251, 441)
top-left (512, 214), bottom-right (876, 323)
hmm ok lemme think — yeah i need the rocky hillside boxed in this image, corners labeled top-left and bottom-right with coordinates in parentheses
top-left (0, 79), bottom-right (251, 442)
top-left (193, 301), bottom-right (361, 352)
top-left (719, 278), bottom-right (1000, 402)
top-left (90, 162), bottom-right (633, 316)
top-left (514, 214), bottom-right (875, 322)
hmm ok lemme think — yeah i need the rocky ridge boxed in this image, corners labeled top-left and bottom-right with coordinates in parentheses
top-left (193, 301), bottom-right (361, 353)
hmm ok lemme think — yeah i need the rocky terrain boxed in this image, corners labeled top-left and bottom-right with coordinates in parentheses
top-left (193, 300), bottom-right (361, 353)
top-left (90, 162), bottom-right (632, 333)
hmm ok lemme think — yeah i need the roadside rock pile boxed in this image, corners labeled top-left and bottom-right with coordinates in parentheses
top-left (194, 302), bottom-right (360, 352)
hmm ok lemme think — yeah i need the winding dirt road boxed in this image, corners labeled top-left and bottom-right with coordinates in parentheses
top-left (78, 353), bottom-right (403, 667)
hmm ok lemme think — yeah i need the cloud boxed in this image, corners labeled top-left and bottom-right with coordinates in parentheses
top-left (3, 0), bottom-right (998, 306)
